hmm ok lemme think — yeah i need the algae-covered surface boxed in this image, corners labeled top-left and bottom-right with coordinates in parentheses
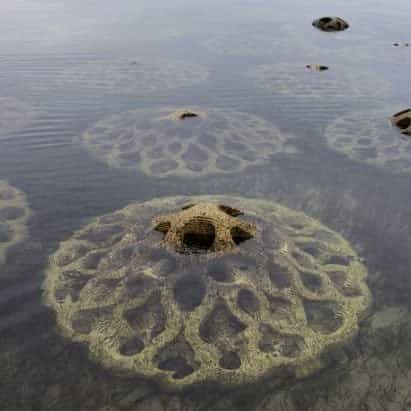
top-left (1, 0), bottom-right (411, 409)
top-left (44, 196), bottom-right (370, 390)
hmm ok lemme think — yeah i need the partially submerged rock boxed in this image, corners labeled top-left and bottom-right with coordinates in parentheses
top-left (306, 64), bottom-right (329, 71)
top-left (0, 180), bottom-right (30, 264)
top-left (177, 111), bottom-right (199, 120)
top-left (44, 195), bottom-right (371, 390)
top-left (312, 17), bottom-right (349, 32)
top-left (82, 107), bottom-right (297, 178)
top-left (325, 109), bottom-right (411, 174)
top-left (391, 108), bottom-right (411, 135)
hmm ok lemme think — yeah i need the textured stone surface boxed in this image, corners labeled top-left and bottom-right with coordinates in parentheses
top-left (44, 195), bottom-right (370, 390)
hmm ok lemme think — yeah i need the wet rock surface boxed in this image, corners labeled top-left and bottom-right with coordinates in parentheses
top-left (44, 195), bottom-right (370, 390)
top-left (312, 17), bottom-right (349, 32)
top-left (247, 64), bottom-right (388, 100)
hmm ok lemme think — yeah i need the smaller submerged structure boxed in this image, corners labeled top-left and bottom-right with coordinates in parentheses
top-left (326, 109), bottom-right (411, 174)
top-left (82, 107), bottom-right (296, 178)
top-left (247, 64), bottom-right (388, 101)
top-left (391, 109), bottom-right (411, 135)
top-left (44, 196), bottom-right (371, 390)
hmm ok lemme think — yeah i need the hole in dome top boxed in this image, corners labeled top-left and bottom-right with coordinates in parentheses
top-left (154, 221), bottom-right (171, 236)
top-left (181, 203), bottom-right (195, 210)
top-left (230, 226), bottom-right (253, 245)
top-left (320, 17), bottom-right (332, 24)
top-left (182, 218), bottom-right (216, 252)
top-left (218, 204), bottom-right (243, 217)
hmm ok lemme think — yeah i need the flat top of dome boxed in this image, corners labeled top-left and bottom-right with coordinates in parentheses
top-left (82, 107), bottom-right (297, 178)
top-left (44, 195), bottom-right (370, 390)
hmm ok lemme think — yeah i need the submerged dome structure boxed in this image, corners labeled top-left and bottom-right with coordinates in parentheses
top-left (44, 196), bottom-right (371, 390)
top-left (51, 57), bottom-right (208, 95)
top-left (0, 180), bottom-right (30, 264)
top-left (325, 109), bottom-right (411, 174)
top-left (247, 64), bottom-right (389, 101)
top-left (0, 97), bottom-right (33, 136)
top-left (81, 107), bottom-right (296, 177)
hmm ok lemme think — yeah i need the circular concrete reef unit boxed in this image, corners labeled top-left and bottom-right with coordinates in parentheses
top-left (82, 107), bottom-right (296, 178)
top-left (325, 109), bottom-right (411, 174)
top-left (51, 57), bottom-right (209, 95)
top-left (247, 64), bottom-right (388, 101)
top-left (0, 97), bottom-right (33, 136)
top-left (0, 180), bottom-right (30, 264)
top-left (312, 17), bottom-right (349, 32)
top-left (44, 196), bottom-right (371, 390)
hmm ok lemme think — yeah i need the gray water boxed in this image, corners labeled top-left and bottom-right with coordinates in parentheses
top-left (1, 0), bottom-right (411, 410)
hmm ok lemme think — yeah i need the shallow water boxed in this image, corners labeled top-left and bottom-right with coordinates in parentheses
top-left (1, 0), bottom-right (411, 409)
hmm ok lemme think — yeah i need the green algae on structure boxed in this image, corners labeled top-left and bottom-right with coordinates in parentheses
top-left (0, 180), bottom-right (30, 264)
top-left (325, 108), bottom-right (411, 174)
top-left (0, 97), bottom-right (33, 136)
top-left (82, 107), bottom-right (297, 178)
top-left (43, 196), bottom-right (371, 391)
